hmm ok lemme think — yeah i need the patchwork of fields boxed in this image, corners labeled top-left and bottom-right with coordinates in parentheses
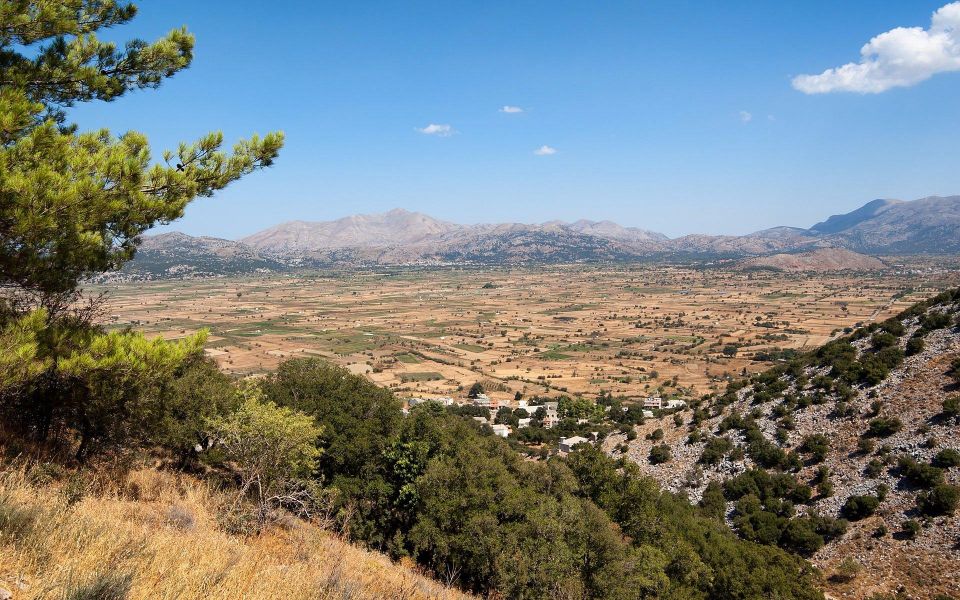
top-left (95, 264), bottom-right (959, 404)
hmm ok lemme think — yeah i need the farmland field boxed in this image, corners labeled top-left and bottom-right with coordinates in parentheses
top-left (94, 263), bottom-right (960, 405)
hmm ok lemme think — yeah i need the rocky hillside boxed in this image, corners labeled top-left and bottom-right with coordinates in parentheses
top-left (740, 248), bottom-right (888, 272)
top-left (605, 289), bottom-right (960, 599)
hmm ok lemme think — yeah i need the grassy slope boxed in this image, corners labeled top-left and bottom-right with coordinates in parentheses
top-left (0, 467), bottom-right (471, 600)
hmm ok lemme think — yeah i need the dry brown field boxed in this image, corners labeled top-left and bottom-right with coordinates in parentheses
top-left (93, 264), bottom-right (959, 406)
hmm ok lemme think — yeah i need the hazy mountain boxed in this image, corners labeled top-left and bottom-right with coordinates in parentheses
top-left (241, 208), bottom-right (459, 254)
top-left (809, 198), bottom-right (901, 235)
top-left (816, 196), bottom-right (960, 254)
top-left (123, 196), bottom-right (960, 278)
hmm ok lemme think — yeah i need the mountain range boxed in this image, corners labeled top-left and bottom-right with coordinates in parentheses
top-left (124, 195), bottom-right (960, 278)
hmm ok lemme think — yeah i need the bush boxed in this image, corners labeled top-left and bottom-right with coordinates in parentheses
top-left (841, 494), bottom-right (880, 520)
top-left (799, 434), bottom-right (830, 463)
top-left (700, 436), bottom-right (733, 465)
top-left (933, 448), bottom-right (960, 469)
top-left (905, 336), bottom-right (924, 356)
top-left (943, 396), bottom-right (960, 420)
top-left (901, 519), bottom-right (921, 539)
top-left (898, 457), bottom-right (944, 489)
top-left (649, 443), bottom-right (672, 465)
top-left (866, 417), bottom-right (903, 438)
top-left (917, 484), bottom-right (960, 516)
top-left (831, 557), bottom-right (861, 583)
top-left (207, 391), bottom-right (323, 524)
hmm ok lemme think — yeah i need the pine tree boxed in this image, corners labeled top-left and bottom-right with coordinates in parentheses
top-left (0, 1), bottom-right (283, 311)
top-left (0, 1), bottom-right (283, 455)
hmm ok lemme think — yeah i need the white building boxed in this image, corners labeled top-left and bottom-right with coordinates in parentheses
top-left (472, 393), bottom-right (492, 409)
top-left (559, 436), bottom-right (590, 453)
top-left (491, 423), bottom-right (511, 438)
top-left (542, 401), bottom-right (559, 428)
top-left (642, 397), bottom-right (663, 410)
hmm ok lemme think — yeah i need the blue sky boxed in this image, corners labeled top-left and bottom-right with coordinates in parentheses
top-left (68, 1), bottom-right (960, 238)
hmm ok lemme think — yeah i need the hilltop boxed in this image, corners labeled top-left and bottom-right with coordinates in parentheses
top-left (605, 289), bottom-right (960, 599)
top-left (739, 248), bottom-right (888, 272)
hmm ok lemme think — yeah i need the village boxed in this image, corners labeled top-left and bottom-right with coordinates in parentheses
top-left (404, 389), bottom-right (686, 453)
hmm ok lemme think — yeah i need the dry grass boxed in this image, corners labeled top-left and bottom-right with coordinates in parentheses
top-left (0, 466), bottom-right (472, 600)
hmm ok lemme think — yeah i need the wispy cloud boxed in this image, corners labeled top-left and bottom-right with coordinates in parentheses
top-left (739, 110), bottom-right (753, 123)
top-left (534, 145), bottom-right (557, 156)
top-left (500, 105), bottom-right (524, 113)
top-left (416, 123), bottom-right (456, 136)
top-left (793, 2), bottom-right (960, 94)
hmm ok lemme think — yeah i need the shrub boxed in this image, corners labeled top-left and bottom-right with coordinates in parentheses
top-left (905, 336), bottom-right (924, 356)
top-left (917, 484), bottom-right (960, 516)
top-left (943, 396), bottom-right (960, 420)
top-left (649, 443), bottom-right (672, 465)
top-left (898, 457), bottom-right (944, 489)
top-left (207, 391), bottom-right (323, 524)
top-left (65, 572), bottom-right (133, 600)
top-left (866, 417), bottom-right (903, 438)
top-left (831, 557), bottom-right (861, 583)
top-left (865, 459), bottom-right (884, 478)
top-left (901, 519), bottom-right (921, 539)
top-left (933, 448), bottom-right (960, 469)
top-left (841, 494), bottom-right (880, 520)
top-left (799, 434), bottom-right (830, 463)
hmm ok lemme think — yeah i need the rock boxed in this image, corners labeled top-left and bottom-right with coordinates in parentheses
top-left (0, 586), bottom-right (13, 600)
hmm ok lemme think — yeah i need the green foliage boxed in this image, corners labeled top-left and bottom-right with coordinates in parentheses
top-left (897, 456), bottom-right (944, 489)
top-left (799, 434), bottom-right (830, 463)
top-left (0, 1), bottom-right (282, 302)
top-left (917, 484), bottom-right (959, 516)
top-left (700, 436), bottom-right (733, 465)
top-left (904, 336), bottom-right (924, 356)
top-left (648, 443), bottom-right (671, 464)
top-left (866, 417), bottom-right (903, 438)
top-left (0, 309), bottom-right (51, 394)
top-left (258, 358), bottom-right (401, 518)
top-left (901, 519), bottom-right (921, 539)
top-left (841, 494), bottom-right (880, 521)
top-left (943, 396), bottom-right (960, 420)
top-left (154, 357), bottom-right (238, 460)
top-left (932, 448), bottom-right (960, 469)
top-left (567, 447), bottom-right (824, 598)
top-left (206, 390), bottom-right (322, 516)
top-left (557, 395), bottom-right (604, 420)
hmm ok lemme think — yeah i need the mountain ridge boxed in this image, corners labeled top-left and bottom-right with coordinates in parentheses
top-left (123, 196), bottom-right (960, 278)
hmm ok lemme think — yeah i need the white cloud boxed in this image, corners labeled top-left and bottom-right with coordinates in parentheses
top-left (793, 2), bottom-right (960, 94)
top-left (739, 110), bottom-right (753, 123)
top-left (500, 105), bottom-right (524, 113)
top-left (534, 145), bottom-right (557, 156)
top-left (416, 123), bottom-right (456, 136)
